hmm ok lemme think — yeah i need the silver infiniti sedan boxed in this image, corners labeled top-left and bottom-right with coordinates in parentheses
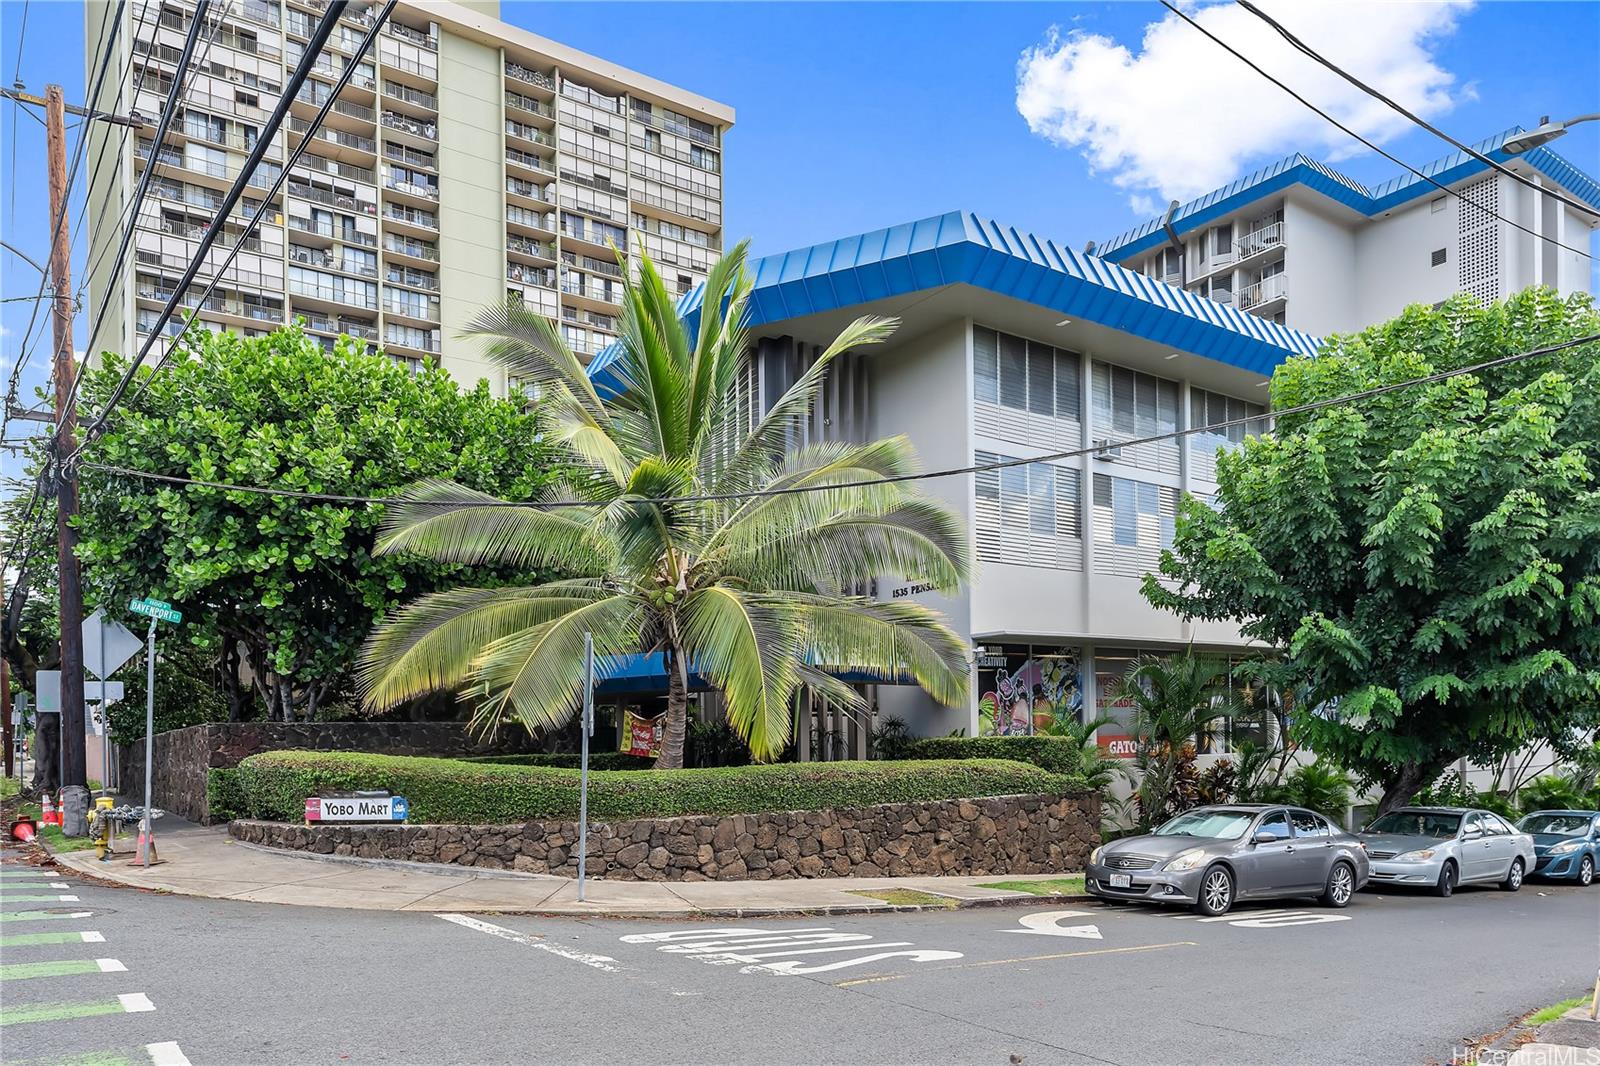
top-left (1085, 804), bottom-right (1371, 916)
top-left (1359, 807), bottom-right (1536, 896)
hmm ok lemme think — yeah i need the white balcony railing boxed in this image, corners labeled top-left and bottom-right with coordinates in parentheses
top-left (1236, 221), bottom-right (1284, 260)
top-left (1237, 273), bottom-right (1288, 310)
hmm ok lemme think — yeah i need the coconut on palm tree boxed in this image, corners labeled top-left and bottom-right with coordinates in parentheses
top-left (358, 243), bottom-right (972, 768)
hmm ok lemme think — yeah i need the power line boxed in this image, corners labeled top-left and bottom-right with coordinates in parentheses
top-left (1234, 0), bottom-right (1598, 221)
top-left (77, 330), bottom-right (1600, 510)
top-left (3, 0), bottom-right (129, 409)
top-left (1157, 0), bottom-right (1592, 261)
top-left (83, 0), bottom-right (401, 450)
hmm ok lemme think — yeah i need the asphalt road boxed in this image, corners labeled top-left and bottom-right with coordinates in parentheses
top-left (3, 847), bottom-right (1596, 1066)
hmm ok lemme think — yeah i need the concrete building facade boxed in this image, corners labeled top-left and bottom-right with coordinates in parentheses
top-left (83, 0), bottom-right (733, 390)
top-left (1095, 130), bottom-right (1600, 337)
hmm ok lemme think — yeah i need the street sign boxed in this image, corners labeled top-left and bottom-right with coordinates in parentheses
top-left (305, 794), bottom-right (409, 823)
top-left (83, 609), bottom-right (143, 680)
top-left (128, 598), bottom-right (182, 624)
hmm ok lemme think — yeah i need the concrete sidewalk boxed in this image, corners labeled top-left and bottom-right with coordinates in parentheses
top-left (47, 816), bottom-right (1082, 917)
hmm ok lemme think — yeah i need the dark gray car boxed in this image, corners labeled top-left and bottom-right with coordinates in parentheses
top-left (1086, 804), bottom-right (1372, 916)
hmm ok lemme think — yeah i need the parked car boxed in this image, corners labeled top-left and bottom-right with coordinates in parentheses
top-left (1359, 807), bottom-right (1535, 896)
top-left (1518, 810), bottom-right (1600, 885)
top-left (1085, 804), bottom-right (1370, 916)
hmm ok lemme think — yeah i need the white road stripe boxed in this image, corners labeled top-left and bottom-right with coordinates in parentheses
top-left (119, 993), bottom-right (156, 1013)
top-left (1194, 909), bottom-right (1303, 923)
top-left (437, 914), bottom-right (623, 973)
top-left (96, 958), bottom-right (128, 972)
top-left (146, 1041), bottom-right (193, 1066)
top-left (81, 931), bottom-right (106, 942)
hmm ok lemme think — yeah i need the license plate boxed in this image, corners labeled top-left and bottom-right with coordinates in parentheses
top-left (1109, 873), bottom-right (1132, 889)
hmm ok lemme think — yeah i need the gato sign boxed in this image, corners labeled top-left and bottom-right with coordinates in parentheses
top-left (305, 794), bottom-right (409, 824)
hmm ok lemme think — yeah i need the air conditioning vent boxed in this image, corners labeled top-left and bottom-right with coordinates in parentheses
top-left (1431, 248), bottom-right (1447, 267)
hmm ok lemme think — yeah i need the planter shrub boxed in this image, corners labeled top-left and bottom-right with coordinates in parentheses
top-left (902, 736), bottom-right (1083, 777)
top-left (234, 750), bottom-right (1085, 824)
top-left (206, 767), bottom-right (247, 823)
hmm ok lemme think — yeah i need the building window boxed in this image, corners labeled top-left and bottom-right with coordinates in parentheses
top-left (973, 326), bottom-right (1082, 449)
top-left (1091, 473), bottom-right (1177, 578)
top-left (1090, 363), bottom-right (1179, 475)
top-left (974, 451), bottom-right (1082, 570)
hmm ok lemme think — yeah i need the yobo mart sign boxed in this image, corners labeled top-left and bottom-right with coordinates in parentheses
top-left (305, 794), bottom-right (409, 823)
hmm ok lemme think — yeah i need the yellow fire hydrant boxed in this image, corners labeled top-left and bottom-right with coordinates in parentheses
top-left (93, 795), bottom-right (116, 860)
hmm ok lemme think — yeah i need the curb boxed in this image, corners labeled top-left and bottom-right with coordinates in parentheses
top-left (48, 841), bottom-right (1093, 918)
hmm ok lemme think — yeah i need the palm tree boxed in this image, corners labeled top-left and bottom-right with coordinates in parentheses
top-left (1115, 652), bottom-right (1239, 828)
top-left (358, 244), bottom-right (972, 768)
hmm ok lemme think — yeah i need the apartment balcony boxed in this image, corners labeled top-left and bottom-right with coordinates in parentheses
top-left (289, 118), bottom-right (377, 159)
top-left (384, 234), bottom-right (439, 263)
top-left (292, 90), bottom-right (376, 126)
top-left (507, 235), bottom-right (555, 262)
top-left (506, 206), bottom-right (556, 237)
top-left (287, 180), bottom-right (376, 215)
top-left (384, 175), bottom-right (439, 203)
top-left (504, 120), bottom-right (554, 149)
top-left (384, 327), bottom-right (441, 354)
top-left (506, 264), bottom-right (555, 288)
top-left (561, 251), bottom-right (623, 279)
top-left (381, 52), bottom-right (437, 84)
top-left (630, 104), bottom-right (719, 148)
top-left (290, 245), bottom-right (378, 278)
top-left (382, 202), bottom-right (438, 233)
top-left (293, 153), bottom-right (375, 186)
top-left (385, 266), bottom-right (439, 292)
top-left (1235, 221), bottom-right (1285, 261)
top-left (505, 92), bottom-right (555, 121)
top-left (382, 110), bottom-right (437, 143)
top-left (237, 0), bottom-right (281, 28)
top-left (506, 176), bottom-right (554, 204)
top-left (505, 63), bottom-right (555, 92)
top-left (385, 21), bottom-right (437, 50)
top-left (382, 80), bottom-right (437, 114)
top-left (295, 312), bottom-right (378, 341)
top-left (505, 148), bottom-right (554, 177)
top-left (384, 295), bottom-right (441, 323)
top-left (287, 215), bottom-right (377, 249)
top-left (1237, 273), bottom-right (1288, 312)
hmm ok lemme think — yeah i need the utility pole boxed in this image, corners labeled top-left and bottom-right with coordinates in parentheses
top-left (46, 84), bottom-right (90, 835)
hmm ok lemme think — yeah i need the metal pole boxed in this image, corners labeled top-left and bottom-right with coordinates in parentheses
top-left (99, 616), bottom-right (110, 797)
top-left (138, 615), bottom-right (156, 865)
top-left (578, 632), bottom-right (593, 902)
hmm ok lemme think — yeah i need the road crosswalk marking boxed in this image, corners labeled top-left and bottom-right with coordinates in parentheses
top-left (0, 992), bottom-right (155, 1026)
top-left (146, 1042), bottom-right (193, 1066)
top-left (2, 894), bottom-right (81, 903)
top-left (1, 910), bottom-right (94, 922)
top-left (0, 930), bottom-right (104, 947)
top-left (0, 958), bottom-right (127, 980)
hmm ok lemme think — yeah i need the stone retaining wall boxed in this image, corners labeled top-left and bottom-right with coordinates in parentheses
top-left (122, 722), bottom-right (540, 825)
top-left (229, 791), bottom-right (1098, 881)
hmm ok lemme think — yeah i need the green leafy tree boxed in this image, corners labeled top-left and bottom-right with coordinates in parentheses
top-left (359, 244), bottom-right (971, 768)
top-left (1144, 289), bottom-right (1600, 814)
top-left (72, 327), bottom-right (562, 720)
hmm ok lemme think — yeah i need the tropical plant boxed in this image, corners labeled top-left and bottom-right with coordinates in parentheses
top-left (1045, 715), bottom-right (1120, 792)
top-left (1516, 774), bottom-right (1587, 815)
top-left (359, 244), bottom-right (971, 767)
top-left (1144, 289), bottom-right (1600, 814)
top-left (1116, 652), bottom-right (1238, 829)
top-left (1195, 759), bottom-right (1237, 805)
top-left (870, 715), bottom-right (917, 761)
top-left (1269, 759), bottom-right (1354, 816)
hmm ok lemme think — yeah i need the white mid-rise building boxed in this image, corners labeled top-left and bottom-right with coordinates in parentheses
top-left (1095, 130), bottom-right (1600, 337)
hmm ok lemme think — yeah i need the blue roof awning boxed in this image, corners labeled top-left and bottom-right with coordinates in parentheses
top-left (594, 652), bottom-right (905, 695)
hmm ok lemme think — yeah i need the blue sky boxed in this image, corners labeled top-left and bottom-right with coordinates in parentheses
top-left (1, 0), bottom-right (1597, 456)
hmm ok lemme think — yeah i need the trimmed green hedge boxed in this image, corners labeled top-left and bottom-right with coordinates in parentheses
top-left (902, 736), bottom-right (1082, 776)
top-left (206, 767), bottom-right (247, 823)
top-left (234, 750), bottom-right (1085, 824)
top-left (466, 753), bottom-right (655, 772)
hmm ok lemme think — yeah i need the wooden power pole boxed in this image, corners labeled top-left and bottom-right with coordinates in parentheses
top-left (46, 85), bottom-right (89, 827)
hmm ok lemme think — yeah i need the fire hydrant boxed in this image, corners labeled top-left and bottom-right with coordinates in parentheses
top-left (92, 795), bottom-right (116, 860)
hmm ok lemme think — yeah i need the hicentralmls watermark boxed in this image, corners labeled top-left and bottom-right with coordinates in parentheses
top-left (1460, 1046), bottom-right (1600, 1066)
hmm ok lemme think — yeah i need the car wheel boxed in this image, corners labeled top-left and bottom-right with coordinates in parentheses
top-left (1320, 861), bottom-right (1355, 908)
top-left (1579, 856), bottom-right (1595, 887)
top-left (1195, 865), bottom-right (1234, 916)
top-left (1432, 860), bottom-right (1457, 898)
top-left (1501, 858), bottom-right (1524, 892)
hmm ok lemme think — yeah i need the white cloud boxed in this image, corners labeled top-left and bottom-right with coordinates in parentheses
top-left (1016, 0), bottom-right (1473, 209)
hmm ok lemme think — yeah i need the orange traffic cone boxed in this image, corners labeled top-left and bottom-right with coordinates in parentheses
top-left (129, 827), bottom-right (161, 867)
top-left (9, 818), bottom-right (37, 842)
top-left (40, 794), bottom-right (56, 826)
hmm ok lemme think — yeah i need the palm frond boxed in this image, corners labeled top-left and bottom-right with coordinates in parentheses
top-left (376, 478), bottom-right (607, 572)
top-left (782, 594), bottom-right (971, 708)
top-left (358, 582), bottom-right (610, 711)
top-left (680, 585), bottom-right (805, 761)
top-left (462, 300), bottom-right (607, 424)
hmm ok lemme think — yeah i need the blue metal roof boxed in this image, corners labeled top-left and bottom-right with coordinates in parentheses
top-left (595, 652), bottom-right (903, 694)
top-left (1096, 128), bottom-right (1600, 263)
top-left (587, 210), bottom-right (1323, 384)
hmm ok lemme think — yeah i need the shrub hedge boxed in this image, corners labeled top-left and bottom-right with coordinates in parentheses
top-left (901, 736), bottom-right (1083, 777)
top-left (206, 767), bottom-right (247, 823)
top-left (466, 753), bottom-right (655, 772)
top-left (233, 750), bottom-right (1085, 824)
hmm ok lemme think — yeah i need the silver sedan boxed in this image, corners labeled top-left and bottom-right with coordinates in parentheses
top-left (1086, 804), bottom-right (1371, 916)
top-left (1359, 807), bottom-right (1536, 896)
